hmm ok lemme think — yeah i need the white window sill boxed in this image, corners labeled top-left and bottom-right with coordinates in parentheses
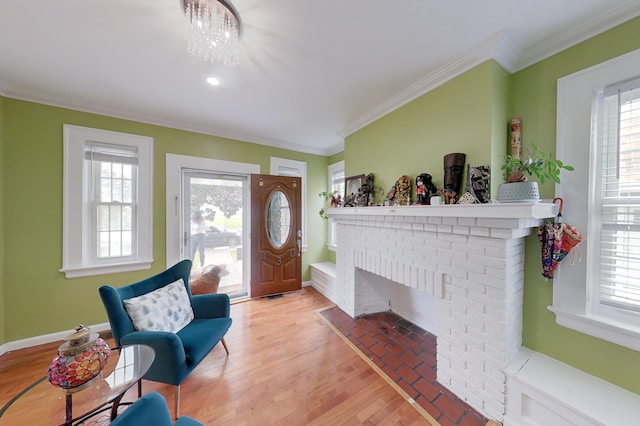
top-left (327, 243), bottom-right (337, 252)
top-left (548, 305), bottom-right (640, 352)
top-left (60, 259), bottom-right (153, 278)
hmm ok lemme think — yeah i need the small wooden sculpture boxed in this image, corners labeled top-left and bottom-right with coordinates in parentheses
top-left (355, 173), bottom-right (375, 206)
top-left (386, 175), bottom-right (411, 206)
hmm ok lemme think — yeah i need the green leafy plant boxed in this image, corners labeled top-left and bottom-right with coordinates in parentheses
top-left (501, 143), bottom-right (574, 184)
top-left (318, 191), bottom-right (338, 220)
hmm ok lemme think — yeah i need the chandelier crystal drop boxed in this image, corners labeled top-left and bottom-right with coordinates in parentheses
top-left (182, 0), bottom-right (241, 66)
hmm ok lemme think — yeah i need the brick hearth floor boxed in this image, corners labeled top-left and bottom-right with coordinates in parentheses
top-left (320, 306), bottom-right (489, 426)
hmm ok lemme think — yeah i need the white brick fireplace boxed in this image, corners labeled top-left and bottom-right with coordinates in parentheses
top-left (326, 203), bottom-right (557, 422)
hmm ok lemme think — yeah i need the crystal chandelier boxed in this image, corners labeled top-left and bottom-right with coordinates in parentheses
top-left (182, 0), bottom-right (242, 66)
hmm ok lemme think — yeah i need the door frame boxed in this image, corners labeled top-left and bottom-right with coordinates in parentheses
top-left (165, 154), bottom-right (260, 271)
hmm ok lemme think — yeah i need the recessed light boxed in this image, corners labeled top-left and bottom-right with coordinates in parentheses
top-left (207, 77), bottom-right (220, 86)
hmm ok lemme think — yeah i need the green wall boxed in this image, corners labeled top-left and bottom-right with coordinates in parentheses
top-left (346, 60), bottom-right (502, 195)
top-left (514, 17), bottom-right (640, 393)
top-left (344, 17), bottom-right (640, 395)
top-left (1, 99), bottom-right (328, 342)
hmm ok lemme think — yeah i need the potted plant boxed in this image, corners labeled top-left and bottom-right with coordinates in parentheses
top-left (498, 143), bottom-right (574, 202)
top-left (318, 190), bottom-right (339, 220)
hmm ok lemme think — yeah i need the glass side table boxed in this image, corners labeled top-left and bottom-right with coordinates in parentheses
top-left (0, 344), bottom-right (155, 425)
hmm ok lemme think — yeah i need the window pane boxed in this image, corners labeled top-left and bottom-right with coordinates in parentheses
top-left (112, 162), bottom-right (123, 178)
top-left (123, 164), bottom-right (132, 179)
top-left (99, 231), bottom-right (109, 257)
top-left (122, 231), bottom-right (132, 256)
top-left (100, 162), bottom-right (111, 178)
top-left (113, 178), bottom-right (122, 202)
top-left (97, 206), bottom-right (109, 231)
top-left (110, 205), bottom-right (122, 230)
top-left (122, 206), bottom-right (132, 230)
top-left (110, 231), bottom-right (121, 257)
top-left (100, 177), bottom-right (112, 202)
top-left (123, 179), bottom-right (132, 203)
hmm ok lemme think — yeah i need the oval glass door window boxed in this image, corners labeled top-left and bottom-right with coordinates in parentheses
top-left (266, 190), bottom-right (291, 248)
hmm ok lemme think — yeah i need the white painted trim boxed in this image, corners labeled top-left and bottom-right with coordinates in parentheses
top-left (0, 322), bottom-right (111, 356)
top-left (505, 348), bottom-right (640, 425)
top-left (60, 125), bottom-right (154, 278)
top-left (553, 47), bottom-right (640, 351)
top-left (327, 202), bottom-right (559, 220)
top-left (514, 1), bottom-right (640, 71)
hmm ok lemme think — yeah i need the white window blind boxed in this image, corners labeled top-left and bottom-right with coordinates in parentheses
top-left (327, 161), bottom-right (344, 250)
top-left (597, 79), bottom-right (640, 312)
top-left (331, 168), bottom-right (345, 196)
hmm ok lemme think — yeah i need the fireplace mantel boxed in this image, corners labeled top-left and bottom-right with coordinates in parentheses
top-left (326, 202), bottom-right (558, 220)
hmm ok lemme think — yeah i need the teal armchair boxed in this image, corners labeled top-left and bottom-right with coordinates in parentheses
top-left (99, 259), bottom-right (232, 417)
top-left (110, 391), bottom-right (203, 426)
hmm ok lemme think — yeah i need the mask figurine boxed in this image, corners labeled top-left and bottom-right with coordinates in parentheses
top-left (416, 173), bottom-right (438, 205)
top-left (443, 153), bottom-right (466, 204)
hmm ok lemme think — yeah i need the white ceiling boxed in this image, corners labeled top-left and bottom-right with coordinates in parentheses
top-left (1, 1), bottom-right (639, 156)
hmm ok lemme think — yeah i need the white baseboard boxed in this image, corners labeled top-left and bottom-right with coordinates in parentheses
top-left (505, 347), bottom-right (640, 426)
top-left (0, 322), bottom-right (111, 356)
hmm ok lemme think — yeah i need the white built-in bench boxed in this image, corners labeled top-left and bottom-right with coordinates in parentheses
top-left (310, 262), bottom-right (337, 303)
top-left (505, 348), bottom-right (640, 425)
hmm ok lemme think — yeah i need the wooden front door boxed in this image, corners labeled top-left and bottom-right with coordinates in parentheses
top-left (250, 174), bottom-right (302, 297)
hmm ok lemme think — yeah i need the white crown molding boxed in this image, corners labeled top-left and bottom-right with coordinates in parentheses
top-left (326, 140), bottom-right (345, 157)
top-left (0, 79), bottom-right (10, 96)
top-left (514, 1), bottom-right (640, 71)
top-left (339, 30), bottom-right (515, 138)
top-left (339, 5), bottom-right (640, 140)
top-left (1, 89), bottom-right (335, 157)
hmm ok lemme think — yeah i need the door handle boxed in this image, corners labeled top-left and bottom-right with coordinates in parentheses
top-left (297, 239), bottom-right (301, 257)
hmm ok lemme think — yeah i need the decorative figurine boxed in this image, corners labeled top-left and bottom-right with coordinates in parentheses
top-left (355, 173), bottom-right (375, 206)
top-left (386, 175), bottom-right (411, 206)
top-left (510, 116), bottom-right (522, 160)
top-left (415, 173), bottom-right (438, 205)
top-left (457, 192), bottom-right (477, 204)
top-left (465, 165), bottom-right (491, 203)
top-left (330, 193), bottom-right (342, 208)
top-left (442, 153), bottom-right (466, 203)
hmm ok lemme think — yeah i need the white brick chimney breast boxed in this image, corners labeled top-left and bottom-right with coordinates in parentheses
top-left (327, 203), bottom-right (557, 422)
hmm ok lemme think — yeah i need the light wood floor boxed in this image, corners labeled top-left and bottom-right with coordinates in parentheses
top-left (0, 287), bottom-right (434, 425)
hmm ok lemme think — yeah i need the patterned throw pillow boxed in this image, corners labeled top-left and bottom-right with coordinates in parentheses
top-left (123, 279), bottom-right (194, 333)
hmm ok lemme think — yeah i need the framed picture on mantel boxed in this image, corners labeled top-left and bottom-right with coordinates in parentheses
top-left (345, 174), bottom-right (364, 199)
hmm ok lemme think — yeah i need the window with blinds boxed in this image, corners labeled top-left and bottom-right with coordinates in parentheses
top-left (330, 168), bottom-right (345, 198)
top-left (85, 143), bottom-right (138, 260)
top-left (327, 161), bottom-right (344, 249)
top-left (597, 79), bottom-right (640, 312)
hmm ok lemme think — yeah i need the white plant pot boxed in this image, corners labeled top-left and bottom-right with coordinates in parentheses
top-left (496, 182), bottom-right (540, 202)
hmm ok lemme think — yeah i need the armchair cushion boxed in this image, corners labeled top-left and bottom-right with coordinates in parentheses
top-left (178, 318), bottom-right (231, 365)
top-left (123, 278), bottom-right (194, 333)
